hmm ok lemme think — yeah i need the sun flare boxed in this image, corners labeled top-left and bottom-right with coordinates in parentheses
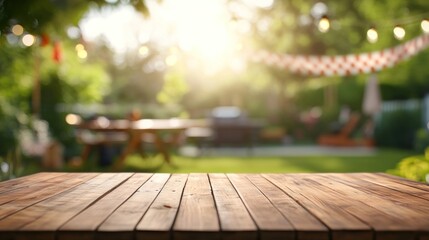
top-left (80, 0), bottom-right (266, 72)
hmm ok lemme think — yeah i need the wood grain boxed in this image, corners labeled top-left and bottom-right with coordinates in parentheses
top-left (263, 174), bottom-right (373, 240)
top-left (173, 173), bottom-right (220, 240)
top-left (296, 173), bottom-right (422, 240)
top-left (58, 173), bottom-right (152, 240)
top-left (0, 173), bottom-right (428, 240)
top-left (377, 173), bottom-right (429, 194)
top-left (0, 173), bottom-right (97, 220)
top-left (136, 174), bottom-right (188, 240)
top-left (228, 174), bottom-right (295, 240)
top-left (0, 173), bottom-right (132, 240)
top-left (0, 172), bottom-right (66, 194)
top-left (209, 173), bottom-right (257, 240)
top-left (247, 174), bottom-right (329, 240)
top-left (326, 174), bottom-right (429, 232)
top-left (96, 173), bottom-right (170, 240)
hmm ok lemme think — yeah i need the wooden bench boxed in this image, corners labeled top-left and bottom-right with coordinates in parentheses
top-left (0, 172), bottom-right (428, 240)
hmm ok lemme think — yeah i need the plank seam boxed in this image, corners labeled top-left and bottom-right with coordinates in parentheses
top-left (131, 173), bottom-right (172, 238)
top-left (207, 173), bottom-right (225, 238)
top-left (376, 173), bottom-right (429, 194)
top-left (51, 173), bottom-right (135, 238)
top-left (354, 175), bottom-right (429, 203)
top-left (0, 173), bottom-right (100, 221)
top-left (245, 174), bottom-right (297, 238)
top-left (261, 174), bottom-right (335, 240)
top-left (161, 173), bottom-right (189, 240)
top-left (225, 174), bottom-right (261, 240)
top-left (301, 177), bottom-right (378, 240)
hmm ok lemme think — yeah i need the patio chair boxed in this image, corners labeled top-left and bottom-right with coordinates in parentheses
top-left (318, 113), bottom-right (374, 147)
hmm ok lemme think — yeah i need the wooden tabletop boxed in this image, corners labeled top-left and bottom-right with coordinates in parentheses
top-left (0, 173), bottom-right (428, 240)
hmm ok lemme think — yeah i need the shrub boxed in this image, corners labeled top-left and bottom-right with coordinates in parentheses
top-left (389, 148), bottom-right (429, 183)
top-left (414, 128), bottom-right (429, 152)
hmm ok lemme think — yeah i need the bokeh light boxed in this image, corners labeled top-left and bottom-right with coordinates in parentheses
top-left (75, 43), bottom-right (85, 51)
top-left (139, 46), bottom-right (149, 57)
top-left (421, 19), bottom-right (429, 33)
top-left (77, 50), bottom-right (88, 59)
top-left (393, 26), bottom-right (405, 40)
top-left (165, 54), bottom-right (178, 66)
top-left (11, 24), bottom-right (24, 36)
top-left (367, 28), bottom-right (378, 43)
top-left (22, 34), bottom-right (35, 46)
top-left (318, 16), bottom-right (330, 33)
top-left (65, 114), bottom-right (82, 125)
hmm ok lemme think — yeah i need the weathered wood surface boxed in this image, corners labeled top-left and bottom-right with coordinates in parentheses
top-left (0, 173), bottom-right (428, 240)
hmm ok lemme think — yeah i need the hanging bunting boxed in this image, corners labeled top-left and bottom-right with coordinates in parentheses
top-left (252, 34), bottom-right (429, 76)
top-left (52, 41), bottom-right (62, 63)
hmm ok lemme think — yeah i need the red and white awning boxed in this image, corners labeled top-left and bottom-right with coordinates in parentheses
top-left (252, 34), bottom-right (429, 76)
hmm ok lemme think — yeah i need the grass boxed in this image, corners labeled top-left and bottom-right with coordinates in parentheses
top-left (109, 148), bottom-right (413, 173)
top-left (16, 148), bottom-right (414, 177)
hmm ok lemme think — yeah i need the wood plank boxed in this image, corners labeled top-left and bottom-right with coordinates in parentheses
top-left (333, 174), bottom-right (429, 215)
top-left (294, 173), bottom-right (422, 240)
top-left (209, 173), bottom-right (257, 240)
top-left (0, 175), bottom-right (70, 205)
top-left (0, 172), bottom-right (67, 194)
top-left (58, 173), bottom-right (152, 240)
top-left (173, 173), bottom-right (220, 240)
top-left (0, 173), bottom-right (133, 240)
top-left (246, 174), bottom-right (329, 240)
top-left (0, 173), bottom-right (98, 220)
top-left (377, 173), bottom-right (429, 192)
top-left (136, 174), bottom-right (188, 240)
top-left (96, 173), bottom-right (170, 240)
top-left (227, 174), bottom-right (295, 240)
top-left (263, 174), bottom-right (373, 240)
top-left (355, 173), bottom-right (429, 201)
top-left (0, 173), bottom-right (88, 206)
top-left (325, 174), bottom-right (429, 230)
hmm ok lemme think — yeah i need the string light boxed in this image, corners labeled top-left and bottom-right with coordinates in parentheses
top-left (393, 25), bottom-right (406, 40)
top-left (11, 24), bottom-right (24, 36)
top-left (367, 27), bottom-right (378, 43)
top-left (318, 15), bottom-right (330, 33)
top-left (75, 43), bottom-right (85, 51)
top-left (422, 19), bottom-right (429, 33)
top-left (75, 43), bottom-right (87, 59)
top-left (22, 34), bottom-right (35, 46)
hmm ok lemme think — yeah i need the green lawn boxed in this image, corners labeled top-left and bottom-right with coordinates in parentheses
top-left (10, 148), bottom-right (415, 180)
top-left (115, 148), bottom-right (413, 173)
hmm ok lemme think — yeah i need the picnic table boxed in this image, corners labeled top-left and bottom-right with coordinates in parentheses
top-left (0, 172), bottom-right (428, 240)
top-left (73, 118), bottom-right (208, 167)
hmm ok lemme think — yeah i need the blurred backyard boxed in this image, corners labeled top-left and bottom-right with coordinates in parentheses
top-left (1, 0), bottom-right (429, 182)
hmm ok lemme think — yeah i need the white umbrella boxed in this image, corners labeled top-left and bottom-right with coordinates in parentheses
top-left (362, 74), bottom-right (382, 116)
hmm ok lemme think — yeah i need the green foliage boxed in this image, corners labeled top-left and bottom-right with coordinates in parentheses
top-left (157, 68), bottom-right (189, 106)
top-left (0, 0), bottom-right (148, 35)
top-left (389, 148), bottom-right (429, 182)
top-left (0, 99), bottom-right (22, 156)
top-left (414, 128), bottom-right (429, 152)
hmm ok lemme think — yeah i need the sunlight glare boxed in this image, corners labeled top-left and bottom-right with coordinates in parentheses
top-left (157, 0), bottom-right (235, 63)
top-left (139, 46), bottom-right (149, 57)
